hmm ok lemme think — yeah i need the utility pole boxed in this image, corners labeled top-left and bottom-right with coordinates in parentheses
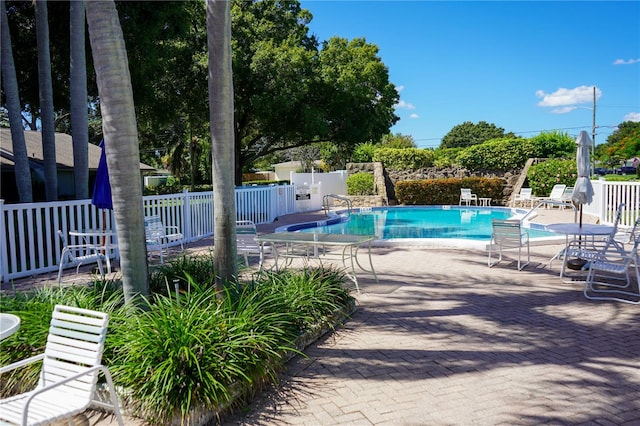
top-left (591, 86), bottom-right (596, 175)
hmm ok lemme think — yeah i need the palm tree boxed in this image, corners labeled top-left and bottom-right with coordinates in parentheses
top-left (35, 0), bottom-right (57, 200)
top-left (1, 0), bottom-right (32, 202)
top-left (70, 0), bottom-right (89, 200)
top-left (207, 0), bottom-right (237, 288)
top-left (85, 0), bottom-right (149, 304)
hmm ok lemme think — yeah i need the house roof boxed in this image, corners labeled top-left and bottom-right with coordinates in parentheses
top-left (0, 128), bottom-right (155, 171)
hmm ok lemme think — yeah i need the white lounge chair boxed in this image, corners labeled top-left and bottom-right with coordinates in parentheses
top-left (145, 215), bottom-right (184, 263)
top-left (0, 305), bottom-right (124, 426)
top-left (512, 188), bottom-right (534, 208)
top-left (539, 184), bottom-right (568, 209)
top-left (57, 230), bottom-right (106, 284)
top-left (488, 219), bottom-right (530, 270)
top-left (459, 188), bottom-right (478, 206)
top-left (236, 220), bottom-right (271, 268)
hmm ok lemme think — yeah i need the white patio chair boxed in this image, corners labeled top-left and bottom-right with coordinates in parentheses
top-left (236, 220), bottom-right (271, 268)
top-left (512, 187), bottom-right (534, 208)
top-left (488, 219), bottom-right (530, 270)
top-left (583, 216), bottom-right (640, 304)
top-left (459, 188), bottom-right (478, 206)
top-left (57, 230), bottom-right (106, 284)
top-left (559, 203), bottom-right (627, 283)
top-left (538, 184), bottom-right (567, 209)
top-left (145, 215), bottom-right (184, 263)
top-left (0, 305), bottom-right (124, 426)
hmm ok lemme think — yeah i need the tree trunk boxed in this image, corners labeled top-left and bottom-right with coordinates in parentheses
top-left (85, 0), bottom-right (149, 305)
top-left (1, 0), bottom-right (32, 202)
top-left (70, 0), bottom-right (89, 200)
top-left (35, 0), bottom-right (57, 201)
top-left (207, 0), bottom-right (237, 290)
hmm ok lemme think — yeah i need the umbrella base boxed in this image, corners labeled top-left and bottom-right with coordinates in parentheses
top-left (566, 258), bottom-right (588, 271)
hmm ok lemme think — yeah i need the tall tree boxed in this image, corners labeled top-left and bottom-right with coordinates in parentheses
top-left (207, 0), bottom-right (237, 288)
top-left (35, 0), bottom-right (57, 200)
top-left (1, 0), bottom-right (32, 202)
top-left (441, 121), bottom-right (514, 149)
top-left (85, 0), bottom-right (149, 305)
top-left (70, 0), bottom-right (88, 199)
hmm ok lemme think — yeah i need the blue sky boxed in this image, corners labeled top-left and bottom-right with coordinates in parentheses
top-left (300, 1), bottom-right (640, 148)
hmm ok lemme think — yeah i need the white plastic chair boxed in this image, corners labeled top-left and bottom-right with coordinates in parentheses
top-left (236, 220), bottom-right (271, 268)
top-left (539, 184), bottom-right (567, 209)
top-left (459, 188), bottom-right (478, 206)
top-left (583, 216), bottom-right (640, 304)
top-left (488, 219), bottom-right (530, 270)
top-left (559, 203), bottom-right (627, 283)
top-left (145, 215), bottom-right (184, 263)
top-left (57, 230), bottom-right (106, 284)
top-left (512, 188), bottom-right (534, 208)
top-left (0, 305), bottom-right (124, 426)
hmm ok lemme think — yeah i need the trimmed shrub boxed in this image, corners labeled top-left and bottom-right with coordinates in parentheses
top-left (457, 137), bottom-right (534, 171)
top-left (372, 147), bottom-right (434, 170)
top-left (395, 177), bottom-right (504, 205)
top-left (351, 142), bottom-right (377, 163)
top-left (346, 172), bottom-right (375, 195)
top-left (527, 159), bottom-right (577, 196)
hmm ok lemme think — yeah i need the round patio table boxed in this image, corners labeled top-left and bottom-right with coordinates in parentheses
top-left (0, 313), bottom-right (21, 341)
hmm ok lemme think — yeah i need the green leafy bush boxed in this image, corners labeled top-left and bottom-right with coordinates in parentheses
top-left (395, 177), bottom-right (504, 205)
top-left (351, 142), bottom-right (378, 163)
top-left (372, 147), bottom-right (434, 170)
top-left (457, 137), bottom-right (534, 171)
top-left (433, 147), bottom-right (464, 168)
top-left (346, 172), bottom-right (375, 195)
top-left (528, 130), bottom-right (575, 158)
top-left (527, 159), bottom-right (577, 196)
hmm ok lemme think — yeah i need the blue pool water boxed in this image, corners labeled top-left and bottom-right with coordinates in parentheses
top-left (289, 206), bottom-right (557, 241)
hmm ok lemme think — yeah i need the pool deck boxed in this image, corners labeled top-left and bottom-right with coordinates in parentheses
top-left (5, 207), bottom-right (640, 425)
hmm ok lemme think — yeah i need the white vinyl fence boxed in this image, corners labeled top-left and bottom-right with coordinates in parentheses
top-left (585, 180), bottom-right (640, 228)
top-left (1, 185), bottom-right (295, 283)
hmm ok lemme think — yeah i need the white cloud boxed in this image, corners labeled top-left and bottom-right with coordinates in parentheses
top-left (396, 85), bottom-right (405, 92)
top-left (395, 100), bottom-right (416, 110)
top-left (409, 113), bottom-right (419, 119)
top-left (624, 112), bottom-right (640, 122)
top-left (613, 58), bottom-right (640, 65)
top-left (550, 106), bottom-right (578, 114)
top-left (536, 86), bottom-right (601, 107)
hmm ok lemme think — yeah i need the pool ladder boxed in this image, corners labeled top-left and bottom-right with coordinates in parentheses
top-left (323, 194), bottom-right (352, 216)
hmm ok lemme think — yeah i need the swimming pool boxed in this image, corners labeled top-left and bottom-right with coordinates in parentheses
top-left (276, 206), bottom-right (562, 249)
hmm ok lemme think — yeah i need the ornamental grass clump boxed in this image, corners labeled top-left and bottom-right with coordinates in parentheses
top-left (254, 266), bottom-right (352, 333)
top-left (107, 279), bottom-right (299, 424)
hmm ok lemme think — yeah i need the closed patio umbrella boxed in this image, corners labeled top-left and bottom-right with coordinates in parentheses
top-left (91, 139), bottom-right (112, 210)
top-left (567, 131), bottom-right (594, 270)
top-left (571, 130), bottom-right (594, 225)
top-left (91, 139), bottom-right (112, 251)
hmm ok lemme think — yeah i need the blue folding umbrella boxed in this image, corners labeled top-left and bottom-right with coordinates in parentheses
top-left (92, 139), bottom-right (112, 210)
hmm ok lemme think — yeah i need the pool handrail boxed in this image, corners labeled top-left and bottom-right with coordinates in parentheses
top-left (519, 200), bottom-right (577, 223)
top-left (323, 194), bottom-right (352, 216)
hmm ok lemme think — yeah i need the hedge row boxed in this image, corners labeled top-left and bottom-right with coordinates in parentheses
top-left (395, 177), bottom-right (504, 205)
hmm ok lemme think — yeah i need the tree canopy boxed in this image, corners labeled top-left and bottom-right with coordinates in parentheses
top-left (2, 0), bottom-right (399, 186)
top-left (440, 121), bottom-right (514, 149)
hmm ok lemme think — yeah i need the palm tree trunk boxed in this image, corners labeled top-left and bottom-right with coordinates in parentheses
top-left (1, 0), bottom-right (32, 202)
top-left (85, 0), bottom-right (149, 304)
top-left (70, 0), bottom-right (89, 200)
top-left (207, 0), bottom-right (237, 289)
top-left (35, 0), bottom-right (57, 201)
